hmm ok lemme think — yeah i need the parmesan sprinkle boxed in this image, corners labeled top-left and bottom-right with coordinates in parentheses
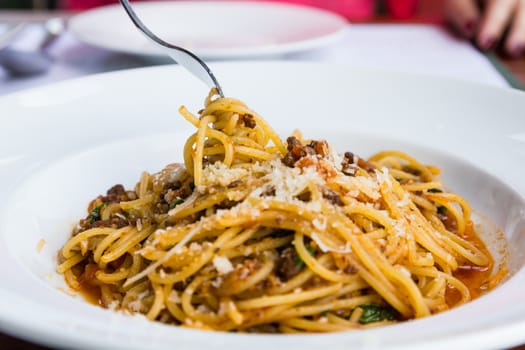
top-left (375, 167), bottom-right (392, 188)
top-left (201, 162), bottom-right (250, 187)
top-left (249, 160), bottom-right (325, 202)
top-left (311, 232), bottom-right (352, 254)
top-left (213, 255), bottom-right (234, 275)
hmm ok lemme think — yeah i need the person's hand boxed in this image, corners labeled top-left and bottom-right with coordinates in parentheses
top-left (445, 0), bottom-right (525, 57)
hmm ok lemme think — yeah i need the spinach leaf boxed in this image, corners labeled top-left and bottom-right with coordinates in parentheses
top-left (428, 188), bottom-right (443, 193)
top-left (170, 198), bottom-right (184, 209)
top-left (89, 203), bottom-right (104, 224)
top-left (358, 304), bottom-right (398, 324)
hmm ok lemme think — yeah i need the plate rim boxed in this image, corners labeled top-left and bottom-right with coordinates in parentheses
top-left (68, 0), bottom-right (348, 59)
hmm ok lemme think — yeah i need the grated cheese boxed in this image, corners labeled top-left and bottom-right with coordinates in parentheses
top-left (201, 162), bottom-right (250, 187)
top-left (311, 232), bottom-right (352, 254)
top-left (249, 159), bottom-right (325, 202)
top-left (398, 193), bottom-right (411, 207)
top-left (312, 218), bottom-right (327, 231)
top-left (375, 167), bottom-right (392, 188)
top-left (393, 222), bottom-right (407, 238)
top-left (213, 255), bottom-right (234, 275)
top-left (189, 242), bottom-right (202, 252)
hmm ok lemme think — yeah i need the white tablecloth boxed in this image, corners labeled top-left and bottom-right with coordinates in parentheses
top-left (0, 23), bottom-right (508, 96)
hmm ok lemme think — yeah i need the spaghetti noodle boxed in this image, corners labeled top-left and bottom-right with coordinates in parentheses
top-left (58, 89), bottom-right (505, 332)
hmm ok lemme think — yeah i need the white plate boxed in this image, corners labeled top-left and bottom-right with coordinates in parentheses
top-left (1, 62), bottom-right (525, 350)
top-left (69, 1), bottom-right (347, 59)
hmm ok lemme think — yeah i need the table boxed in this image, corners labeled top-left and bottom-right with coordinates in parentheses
top-left (1, 8), bottom-right (525, 350)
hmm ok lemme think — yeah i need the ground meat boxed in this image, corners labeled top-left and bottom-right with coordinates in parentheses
top-left (308, 140), bottom-right (329, 157)
top-left (282, 136), bottom-right (308, 167)
top-left (341, 152), bottom-right (358, 176)
top-left (321, 187), bottom-right (344, 206)
top-left (358, 158), bottom-right (376, 173)
top-left (164, 181), bottom-right (182, 191)
top-left (92, 214), bottom-right (129, 229)
top-left (101, 184), bottom-right (131, 203)
top-left (261, 186), bottom-right (276, 197)
top-left (286, 136), bottom-right (302, 150)
top-left (341, 151), bottom-right (375, 175)
top-left (215, 199), bottom-right (238, 209)
top-left (282, 136), bottom-right (328, 167)
top-left (241, 114), bottom-right (257, 128)
top-left (173, 280), bottom-right (189, 291)
top-left (282, 152), bottom-right (297, 167)
top-left (227, 180), bottom-right (243, 188)
top-left (275, 248), bottom-right (302, 280)
top-left (344, 152), bottom-right (355, 163)
top-left (163, 180), bottom-right (193, 204)
top-left (344, 264), bottom-right (358, 274)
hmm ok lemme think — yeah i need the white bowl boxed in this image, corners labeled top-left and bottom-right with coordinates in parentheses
top-left (0, 62), bottom-right (524, 349)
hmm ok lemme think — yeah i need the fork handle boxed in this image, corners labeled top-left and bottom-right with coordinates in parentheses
top-left (119, 0), bottom-right (224, 97)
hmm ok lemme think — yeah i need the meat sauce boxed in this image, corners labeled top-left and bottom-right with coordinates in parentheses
top-left (70, 171), bottom-right (506, 316)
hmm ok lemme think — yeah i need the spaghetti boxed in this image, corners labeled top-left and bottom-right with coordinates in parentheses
top-left (58, 89), bottom-right (505, 332)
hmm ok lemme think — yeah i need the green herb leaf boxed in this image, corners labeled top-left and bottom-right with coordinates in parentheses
top-left (294, 245), bottom-right (316, 268)
top-left (90, 204), bottom-right (104, 224)
top-left (170, 198), bottom-right (184, 209)
top-left (428, 188), bottom-right (443, 193)
top-left (358, 304), bottom-right (398, 324)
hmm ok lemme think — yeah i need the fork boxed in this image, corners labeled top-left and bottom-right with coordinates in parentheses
top-left (119, 0), bottom-right (224, 97)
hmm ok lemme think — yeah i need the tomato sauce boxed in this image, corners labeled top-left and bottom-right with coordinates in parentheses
top-left (446, 221), bottom-right (504, 306)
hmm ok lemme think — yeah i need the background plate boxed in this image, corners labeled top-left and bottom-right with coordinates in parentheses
top-left (69, 1), bottom-right (347, 59)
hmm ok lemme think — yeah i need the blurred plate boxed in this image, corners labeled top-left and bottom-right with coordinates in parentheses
top-left (0, 62), bottom-right (525, 350)
top-left (69, 1), bottom-right (347, 59)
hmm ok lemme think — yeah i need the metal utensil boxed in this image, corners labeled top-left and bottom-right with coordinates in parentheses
top-left (0, 18), bottom-right (66, 76)
top-left (119, 0), bottom-right (224, 97)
